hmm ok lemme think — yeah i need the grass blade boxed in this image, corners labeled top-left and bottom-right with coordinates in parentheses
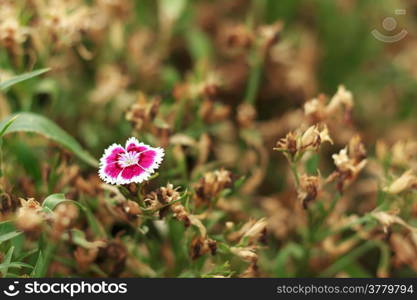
top-left (0, 68), bottom-right (50, 90)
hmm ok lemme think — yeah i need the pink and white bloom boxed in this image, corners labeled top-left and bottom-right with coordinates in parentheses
top-left (99, 137), bottom-right (164, 185)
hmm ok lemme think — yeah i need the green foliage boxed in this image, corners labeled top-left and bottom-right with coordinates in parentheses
top-left (0, 68), bottom-right (50, 91)
top-left (0, 113), bottom-right (98, 167)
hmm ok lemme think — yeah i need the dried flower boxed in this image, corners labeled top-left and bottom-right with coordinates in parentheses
top-left (190, 236), bottom-right (217, 260)
top-left (99, 137), bottom-right (164, 185)
top-left (304, 86), bottom-right (354, 123)
top-left (326, 85), bottom-right (354, 114)
top-left (14, 198), bottom-right (44, 234)
top-left (383, 170), bottom-right (417, 194)
top-left (298, 174), bottom-right (320, 208)
top-left (228, 218), bottom-right (267, 245)
top-left (194, 169), bottom-right (233, 205)
top-left (125, 92), bottom-right (160, 131)
top-left (144, 183), bottom-right (190, 226)
top-left (114, 199), bottom-right (141, 223)
top-left (331, 135), bottom-right (367, 191)
top-left (274, 124), bottom-right (332, 160)
top-left (372, 210), bottom-right (417, 234)
top-left (230, 246), bottom-right (258, 263)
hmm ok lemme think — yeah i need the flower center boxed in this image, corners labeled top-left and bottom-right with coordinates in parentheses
top-left (118, 151), bottom-right (140, 168)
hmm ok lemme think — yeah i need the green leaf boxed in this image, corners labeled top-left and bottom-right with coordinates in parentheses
top-left (319, 241), bottom-right (376, 277)
top-left (0, 262), bottom-right (33, 271)
top-left (0, 68), bottom-right (50, 90)
top-left (42, 193), bottom-right (68, 212)
top-left (31, 251), bottom-right (44, 277)
top-left (0, 115), bottom-right (18, 138)
top-left (0, 113), bottom-right (98, 167)
top-left (0, 231), bottom-right (22, 244)
top-left (0, 221), bottom-right (24, 255)
top-left (0, 246), bottom-right (14, 277)
top-left (42, 194), bottom-right (106, 238)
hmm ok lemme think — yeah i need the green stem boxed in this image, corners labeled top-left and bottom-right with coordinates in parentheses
top-left (244, 51), bottom-right (263, 104)
top-left (290, 162), bottom-right (300, 188)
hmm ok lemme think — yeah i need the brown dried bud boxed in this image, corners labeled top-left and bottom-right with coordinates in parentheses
top-left (97, 239), bottom-right (127, 277)
top-left (194, 169), bottom-right (233, 205)
top-left (126, 92), bottom-right (160, 131)
top-left (0, 193), bottom-right (18, 216)
top-left (331, 135), bottom-right (367, 192)
top-left (199, 99), bottom-right (231, 124)
top-left (190, 236), bottom-right (217, 260)
top-left (115, 200), bottom-right (141, 223)
top-left (14, 198), bottom-right (44, 236)
top-left (298, 174), bottom-right (320, 208)
top-left (74, 247), bottom-right (99, 271)
top-left (144, 184), bottom-right (190, 226)
top-left (220, 23), bottom-right (253, 51)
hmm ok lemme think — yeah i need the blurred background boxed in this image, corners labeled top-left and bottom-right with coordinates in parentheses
top-left (1, 0), bottom-right (417, 277)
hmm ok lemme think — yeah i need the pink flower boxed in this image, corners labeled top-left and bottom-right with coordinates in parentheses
top-left (99, 137), bottom-right (164, 185)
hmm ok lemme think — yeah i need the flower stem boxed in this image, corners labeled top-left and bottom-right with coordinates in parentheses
top-left (290, 162), bottom-right (300, 188)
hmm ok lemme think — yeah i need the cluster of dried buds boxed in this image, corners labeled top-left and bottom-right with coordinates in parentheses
top-left (190, 235), bottom-right (217, 260)
top-left (0, 4), bottom-right (27, 54)
top-left (173, 72), bottom-right (223, 100)
top-left (376, 140), bottom-right (417, 169)
top-left (144, 184), bottom-right (217, 260)
top-left (125, 92), bottom-right (170, 147)
top-left (219, 21), bottom-right (283, 56)
top-left (14, 198), bottom-right (78, 240)
top-left (125, 92), bottom-right (161, 131)
top-left (274, 124), bottom-right (333, 161)
top-left (144, 184), bottom-right (190, 226)
top-left (194, 168), bottom-right (233, 206)
top-left (329, 135), bottom-right (367, 192)
top-left (304, 85), bottom-right (354, 124)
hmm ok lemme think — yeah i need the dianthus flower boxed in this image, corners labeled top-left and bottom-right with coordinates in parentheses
top-left (99, 137), bottom-right (164, 185)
